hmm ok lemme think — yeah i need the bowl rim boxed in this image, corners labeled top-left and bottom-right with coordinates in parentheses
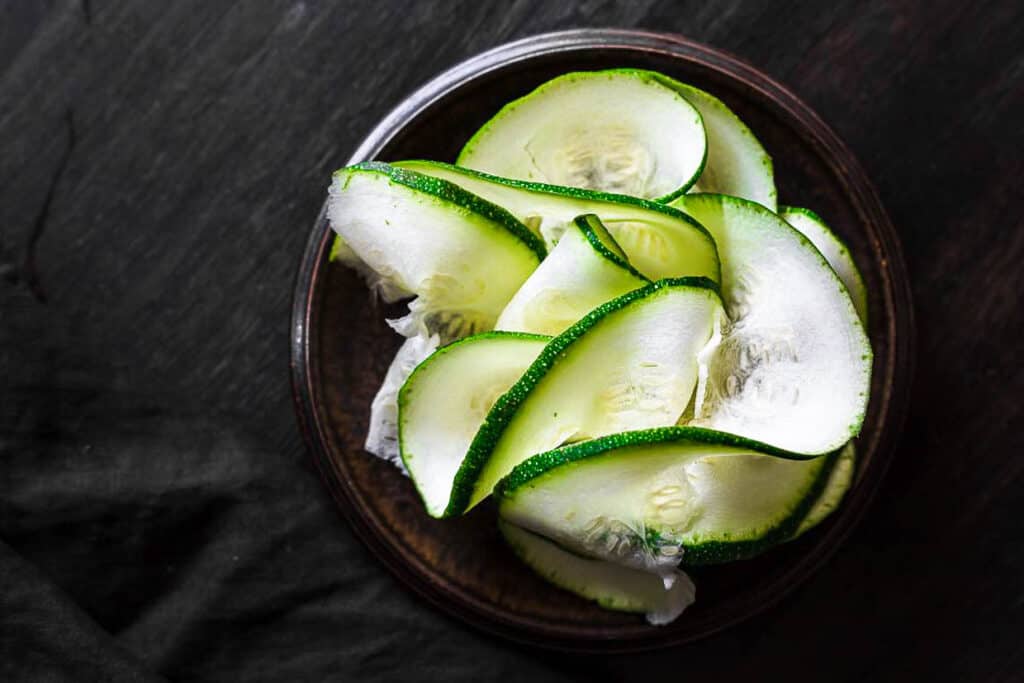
top-left (290, 28), bottom-right (915, 652)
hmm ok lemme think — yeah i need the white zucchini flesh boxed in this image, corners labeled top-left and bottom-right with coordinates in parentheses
top-left (496, 427), bottom-right (830, 575)
top-left (780, 207), bottom-right (869, 324)
top-left (458, 70), bottom-right (707, 201)
top-left (648, 74), bottom-right (777, 211)
top-left (795, 441), bottom-right (856, 537)
top-left (393, 160), bottom-right (720, 284)
top-left (328, 163), bottom-right (543, 341)
top-left (450, 279), bottom-right (724, 514)
top-left (499, 521), bottom-right (695, 626)
top-left (364, 334), bottom-right (439, 466)
top-left (671, 194), bottom-right (872, 455)
top-left (495, 214), bottom-right (649, 336)
top-left (398, 333), bottom-right (549, 517)
top-left (328, 234), bottom-right (410, 303)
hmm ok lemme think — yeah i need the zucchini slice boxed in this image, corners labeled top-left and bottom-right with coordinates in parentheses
top-left (328, 233), bottom-right (410, 303)
top-left (496, 427), bottom-right (836, 573)
top-left (499, 520), bottom-right (695, 625)
top-left (647, 73), bottom-right (777, 210)
top-left (393, 160), bottom-right (720, 283)
top-left (495, 214), bottom-right (650, 336)
top-left (457, 70), bottom-right (707, 201)
top-left (794, 441), bottom-right (856, 537)
top-left (328, 162), bottom-right (545, 340)
top-left (780, 206), bottom-right (869, 324)
top-left (364, 334), bottom-right (439, 464)
top-left (448, 278), bottom-right (724, 516)
top-left (398, 332), bottom-right (549, 516)
top-left (671, 194), bottom-right (872, 455)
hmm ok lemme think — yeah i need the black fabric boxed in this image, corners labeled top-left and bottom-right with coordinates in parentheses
top-left (0, 288), bottom-right (580, 681)
top-left (1, 290), bottom-right (579, 682)
top-left (3, 1), bottom-right (1024, 681)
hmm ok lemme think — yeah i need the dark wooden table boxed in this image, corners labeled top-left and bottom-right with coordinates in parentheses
top-left (2, 1), bottom-right (1022, 681)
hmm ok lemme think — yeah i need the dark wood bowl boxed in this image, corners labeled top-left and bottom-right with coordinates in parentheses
top-left (290, 29), bottom-right (914, 652)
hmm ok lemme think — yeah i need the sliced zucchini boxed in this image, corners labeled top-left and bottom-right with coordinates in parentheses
top-left (794, 441), bottom-right (856, 537)
top-left (328, 233), bottom-right (349, 263)
top-left (578, 211), bottom-right (629, 260)
top-left (393, 160), bottom-right (719, 283)
top-left (364, 334), bottom-right (439, 465)
top-left (447, 278), bottom-right (724, 516)
top-left (495, 214), bottom-right (649, 336)
top-left (780, 206), bottom-right (869, 323)
top-left (398, 332), bottom-right (549, 516)
top-left (457, 70), bottom-right (707, 201)
top-left (646, 73), bottom-right (777, 210)
top-left (328, 162), bottom-right (545, 341)
top-left (499, 520), bottom-right (695, 625)
top-left (496, 427), bottom-right (835, 574)
top-left (670, 194), bottom-right (871, 455)
top-left (328, 233), bottom-right (410, 303)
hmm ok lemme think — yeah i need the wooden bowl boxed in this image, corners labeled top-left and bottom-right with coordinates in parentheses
top-left (290, 29), bottom-right (914, 652)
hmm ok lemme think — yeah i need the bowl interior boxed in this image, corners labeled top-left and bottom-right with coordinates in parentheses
top-left (296, 32), bottom-right (910, 652)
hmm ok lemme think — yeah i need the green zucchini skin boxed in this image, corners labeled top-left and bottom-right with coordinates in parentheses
top-left (681, 451), bottom-right (837, 565)
top-left (339, 161), bottom-right (547, 261)
top-left (396, 331), bottom-right (552, 516)
top-left (779, 205), bottom-right (869, 325)
top-left (400, 331), bottom-right (552, 385)
top-left (328, 234), bottom-right (346, 262)
top-left (640, 70), bottom-right (777, 210)
top-left (496, 426), bottom-right (819, 497)
top-left (495, 425), bottom-right (838, 566)
top-left (573, 214), bottom-right (650, 281)
top-left (671, 192), bottom-right (873, 455)
top-left (393, 160), bottom-right (717, 251)
top-left (444, 277), bottom-right (721, 517)
top-left (499, 520), bottom-right (696, 624)
top-left (494, 214), bottom-right (650, 336)
top-left (394, 159), bottom-right (721, 284)
top-left (792, 440), bottom-right (857, 538)
top-left (456, 69), bottom-right (708, 203)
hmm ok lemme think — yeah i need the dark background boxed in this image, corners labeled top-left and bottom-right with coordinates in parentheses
top-left (2, 1), bottom-right (1022, 681)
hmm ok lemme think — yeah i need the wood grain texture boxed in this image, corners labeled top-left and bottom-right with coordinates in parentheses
top-left (2, 0), bottom-right (1022, 681)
